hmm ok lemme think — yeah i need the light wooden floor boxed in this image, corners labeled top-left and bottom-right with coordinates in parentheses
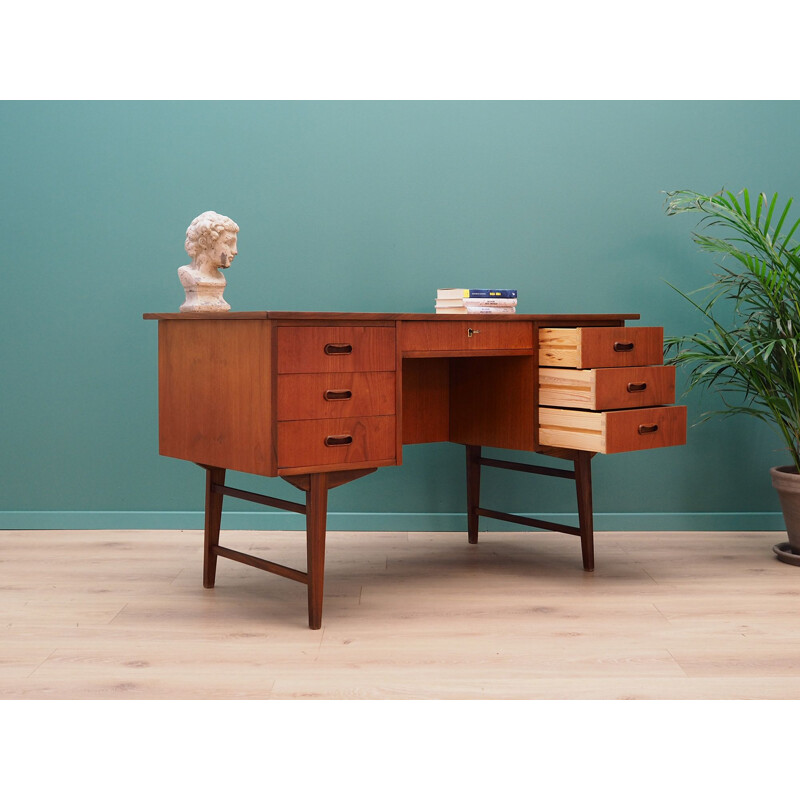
top-left (1, 528), bottom-right (799, 699)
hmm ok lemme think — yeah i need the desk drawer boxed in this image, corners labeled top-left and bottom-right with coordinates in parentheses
top-left (401, 321), bottom-right (532, 353)
top-left (277, 372), bottom-right (396, 420)
top-left (539, 365), bottom-right (676, 410)
top-left (277, 416), bottom-right (396, 468)
top-left (538, 405), bottom-right (687, 454)
top-left (539, 327), bottom-right (663, 368)
top-left (277, 326), bottom-right (396, 373)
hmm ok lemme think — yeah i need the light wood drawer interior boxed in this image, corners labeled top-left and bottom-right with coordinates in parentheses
top-left (277, 372), bottom-right (396, 420)
top-left (539, 365), bottom-right (676, 410)
top-left (539, 326), bottom-right (664, 368)
top-left (401, 321), bottom-right (533, 353)
top-left (277, 326), bottom-right (395, 373)
top-left (277, 416), bottom-right (396, 468)
top-left (538, 405), bottom-right (687, 454)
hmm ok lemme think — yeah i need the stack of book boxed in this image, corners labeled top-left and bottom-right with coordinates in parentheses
top-left (435, 288), bottom-right (518, 314)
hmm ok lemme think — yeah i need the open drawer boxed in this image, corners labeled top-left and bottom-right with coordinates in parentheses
top-left (538, 405), bottom-right (687, 454)
top-left (539, 326), bottom-right (664, 368)
top-left (539, 365), bottom-right (676, 410)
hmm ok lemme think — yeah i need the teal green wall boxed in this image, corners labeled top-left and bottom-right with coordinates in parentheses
top-left (3, 101), bottom-right (799, 530)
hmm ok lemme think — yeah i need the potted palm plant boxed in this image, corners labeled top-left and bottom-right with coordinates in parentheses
top-left (664, 188), bottom-right (800, 564)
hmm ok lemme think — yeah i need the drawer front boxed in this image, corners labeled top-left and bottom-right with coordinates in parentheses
top-left (277, 326), bottom-right (396, 373)
top-left (277, 416), bottom-right (396, 468)
top-left (401, 321), bottom-right (533, 353)
top-left (538, 405), bottom-right (687, 453)
top-left (539, 326), bottom-right (664, 368)
top-left (277, 372), bottom-right (396, 420)
top-left (539, 365), bottom-right (676, 410)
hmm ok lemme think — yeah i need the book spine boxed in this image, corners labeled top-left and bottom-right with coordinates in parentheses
top-left (464, 289), bottom-right (517, 298)
top-left (463, 305), bottom-right (516, 314)
top-left (464, 298), bottom-right (517, 306)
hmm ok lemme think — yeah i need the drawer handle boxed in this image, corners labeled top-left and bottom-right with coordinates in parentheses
top-left (324, 343), bottom-right (353, 355)
top-left (614, 341), bottom-right (635, 352)
top-left (638, 424), bottom-right (659, 435)
top-left (325, 434), bottom-right (353, 447)
top-left (324, 389), bottom-right (352, 401)
top-left (467, 328), bottom-right (481, 337)
top-left (627, 382), bottom-right (647, 393)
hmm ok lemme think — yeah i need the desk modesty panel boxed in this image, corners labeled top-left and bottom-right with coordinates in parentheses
top-left (143, 311), bottom-right (687, 628)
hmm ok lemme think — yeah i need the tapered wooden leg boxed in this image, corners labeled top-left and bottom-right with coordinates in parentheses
top-left (305, 472), bottom-right (329, 630)
top-left (574, 451), bottom-right (594, 572)
top-left (466, 445), bottom-right (482, 544)
top-left (203, 466), bottom-right (226, 588)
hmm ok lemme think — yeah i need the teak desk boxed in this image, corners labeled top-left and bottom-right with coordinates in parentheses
top-left (144, 312), bottom-right (686, 628)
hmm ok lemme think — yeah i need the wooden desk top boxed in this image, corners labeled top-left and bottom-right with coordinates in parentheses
top-left (143, 311), bottom-right (641, 322)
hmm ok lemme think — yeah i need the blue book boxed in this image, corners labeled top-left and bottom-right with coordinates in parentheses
top-left (437, 288), bottom-right (518, 299)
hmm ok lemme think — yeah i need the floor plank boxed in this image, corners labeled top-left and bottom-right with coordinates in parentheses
top-left (1, 529), bottom-right (799, 699)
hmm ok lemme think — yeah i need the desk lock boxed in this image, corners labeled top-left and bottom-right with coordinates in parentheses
top-left (467, 328), bottom-right (481, 338)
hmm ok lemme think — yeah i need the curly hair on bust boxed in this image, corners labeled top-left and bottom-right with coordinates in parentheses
top-left (184, 211), bottom-right (239, 257)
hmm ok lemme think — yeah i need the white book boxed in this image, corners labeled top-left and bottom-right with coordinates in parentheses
top-left (435, 305), bottom-right (516, 314)
top-left (434, 298), bottom-right (517, 308)
top-left (463, 305), bottom-right (516, 314)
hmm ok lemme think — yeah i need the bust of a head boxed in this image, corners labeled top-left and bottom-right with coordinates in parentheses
top-left (185, 211), bottom-right (239, 275)
top-left (178, 211), bottom-right (240, 312)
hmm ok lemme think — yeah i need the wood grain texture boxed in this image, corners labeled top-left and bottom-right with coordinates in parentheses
top-left (276, 326), bottom-right (396, 373)
top-left (277, 416), bottom-right (396, 469)
top-left (157, 319), bottom-right (275, 476)
top-left (400, 357), bottom-right (450, 444)
top-left (145, 312), bottom-right (641, 323)
top-left (400, 320), bottom-right (533, 353)
top-left (539, 326), bottom-right (664, 368)
top-left (449, 356), bottom-right (536, 450)
top-left (538, 406), bottom-right (687, 454)
top-left (277, 372), bottom-right (396, 420)
top-left (539, 365), bottom-right (676, 410)
top-left (2, 529), bottom-right (799, 699)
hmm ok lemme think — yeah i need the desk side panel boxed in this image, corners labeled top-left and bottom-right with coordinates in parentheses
top-left (400, 358), bottom-right (451, 444)
top-left (157, 319), bottom-right (276, 476)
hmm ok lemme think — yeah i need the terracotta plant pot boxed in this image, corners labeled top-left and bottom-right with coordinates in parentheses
top-left (770, 466), bottom-right (800, 563)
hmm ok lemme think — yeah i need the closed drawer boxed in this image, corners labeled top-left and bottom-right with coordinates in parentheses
top-left (277, 416), bottom-right (396, 468)
top-left (539, 327), bottom-right (663, 368)
top-left (277, 372), bottom-right (396, 420)
top-left (538, 405), bottom-right (686, 454)
top-left (539, 365), bottom-right (676, 410)
top-left (277, 326), bottom-right (395, 373)
top-left (401, 321), bottom-right (533, 353)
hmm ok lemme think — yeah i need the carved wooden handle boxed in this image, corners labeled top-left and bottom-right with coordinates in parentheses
top-left (627, 382), bottom-right (647, 393)
top-left (638, 424), bottom-right (659, 434)
top-left (614, 341), bottom-right (634, 352)
top-left (324, 389), bottom-right (353, 401)
top-left (324, 343), bottom-right (353, 355)
top-left (325, 434), bottom-right (353, 447)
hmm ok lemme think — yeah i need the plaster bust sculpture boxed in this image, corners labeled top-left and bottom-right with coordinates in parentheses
top-left (178, 211), bottom-right (239, 312)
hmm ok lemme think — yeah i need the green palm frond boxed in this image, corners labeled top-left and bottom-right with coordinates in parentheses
top-left (665, 188), bottom-right (800, 471)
